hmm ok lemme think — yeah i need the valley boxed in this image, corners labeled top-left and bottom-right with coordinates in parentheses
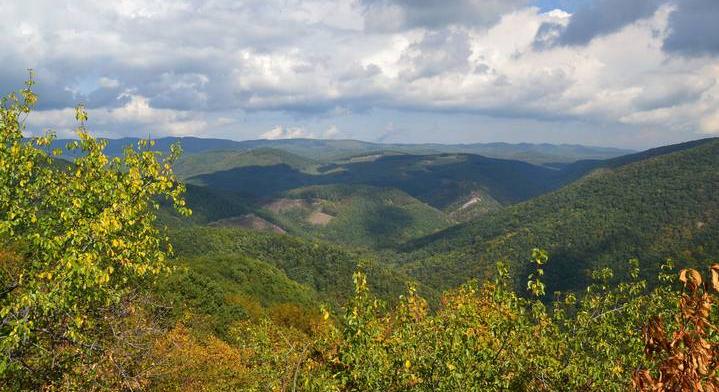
top-left (150, 136), bottom-right (719, 304)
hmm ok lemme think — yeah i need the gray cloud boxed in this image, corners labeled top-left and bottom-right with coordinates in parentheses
top-left (399, 29), bottom-right (473, 80)
top-left (1, 0), bottom-right (348, 112)
top-left (537, 0), bottom-right (664, 46)
top-left (663, 0), bottom-right (719, 55)
top-left (361, 0), bottom-right (530, 31)
top-left (536, 0), bottom-right (719, 57)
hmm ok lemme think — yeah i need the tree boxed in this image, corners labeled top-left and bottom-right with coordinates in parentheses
top-left (0, 74), bottom-right (188, 389)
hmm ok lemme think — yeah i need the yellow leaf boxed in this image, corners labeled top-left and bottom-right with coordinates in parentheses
top-left (711, 264), bottom-right (719, 292)
top-left (679, 268), bottom-right (702, 288)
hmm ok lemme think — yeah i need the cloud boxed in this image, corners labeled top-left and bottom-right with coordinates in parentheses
top-left (539, 0), bottom-right (664, 46)
top-left (399, 29), bottom-right (473, 80)
top-left (26, 93), bottom-right (208, 138)
top-left (536, 0), bottom-right (719, 57)
top-left (260, 124), bottom-right (342, 140)
top-left (360, 0), bottom-right (530, 31)
top-left (322, 125), bottom-right (340, 139)
top-left (662, 0), bottom-right (719, 56)
top-left (2, 0), bottom-right (719, 147)
top-left (98, 77), bottom-right (120, 89)
top-left (261, 125), bottom-right (310, 139)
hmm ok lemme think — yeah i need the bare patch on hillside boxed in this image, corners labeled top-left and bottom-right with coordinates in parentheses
top-left (347, 154), bottom-right (382, 163)
top-left (265, 198), bottom-right (310, 213)
top-left (308, 211), bottom-right (334, 225)
top-left (460, 196), bottom-right (482, 210)
top-left (209, 214), bottom-right (286, 234)
top-left (448, 191), bottom-right (502, 222)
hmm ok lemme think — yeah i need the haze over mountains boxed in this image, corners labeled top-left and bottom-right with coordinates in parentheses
top-left (51, 137), bottom-right (633, 165)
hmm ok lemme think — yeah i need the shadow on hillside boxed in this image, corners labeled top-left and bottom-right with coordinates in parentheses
top-left (186, 153), bottom-right (575, 208)
top-left (363, 206), bottom-right (415, 238)
top-left (187, 164), bottom-right (317, 198)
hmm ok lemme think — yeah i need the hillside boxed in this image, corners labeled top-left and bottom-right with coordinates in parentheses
top-left (557, 137), bottom-right (719, 184)
top-left (168, 145), bottom-right (666, 248)
top-left (411, 142), bottom-right (633, 165)
top-left (236, 139), bottom-right (632, 164)
top-left (156, 184), bottom-right (257, 226)
top-left (157, 252), bottom-right (318, 337)
top-left (168, 226), bottom-right (439, 306)
top-left (260, 184), bottom-right (452, 248)
top-left (173, 148), bottom-right (319, 179)
top-left (398, 138), bottom-right (719, 292)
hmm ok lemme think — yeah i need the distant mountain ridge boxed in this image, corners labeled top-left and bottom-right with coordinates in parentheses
top-left (48, 136), bottom-right (634, 165)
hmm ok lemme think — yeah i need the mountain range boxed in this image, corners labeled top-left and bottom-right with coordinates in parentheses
top-left (132, 135), bottom-right (719, 309)
top-left (50, 137), bottom-right (633, 165)
top-left (48, 134), bottom-right (719, 310)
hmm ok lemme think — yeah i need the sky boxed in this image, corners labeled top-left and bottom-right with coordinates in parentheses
top-left (1, 0), bottom-right (718, 149)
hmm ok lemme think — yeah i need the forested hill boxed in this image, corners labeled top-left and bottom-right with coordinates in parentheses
top-left (167, 226), bottom-right (439, 306)
top-left (557, 137), bottom-right (719, 184)
top-left (398, 138), bottom-right (719, 292)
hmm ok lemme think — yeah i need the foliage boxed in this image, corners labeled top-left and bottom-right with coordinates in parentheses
top-left (147, 251), bottom-right (694, 391)
top-left (633, 265), bottom-right (719, 391)
top-left (0, 76), bottom-right (187, 389)
top-left (148, 315), bottom-right (326, 392)
top-left (294, 254), bottom-right (677, 391)
top-left (156, 253), bottom-right (318, 337)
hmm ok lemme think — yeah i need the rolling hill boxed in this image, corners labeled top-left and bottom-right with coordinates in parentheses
top-left (260, 184), bottom-right (452, 249)
top-left (163, 143), bottom-right (672, 250)
top-left (397, 138), bottom-right (719, 293)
